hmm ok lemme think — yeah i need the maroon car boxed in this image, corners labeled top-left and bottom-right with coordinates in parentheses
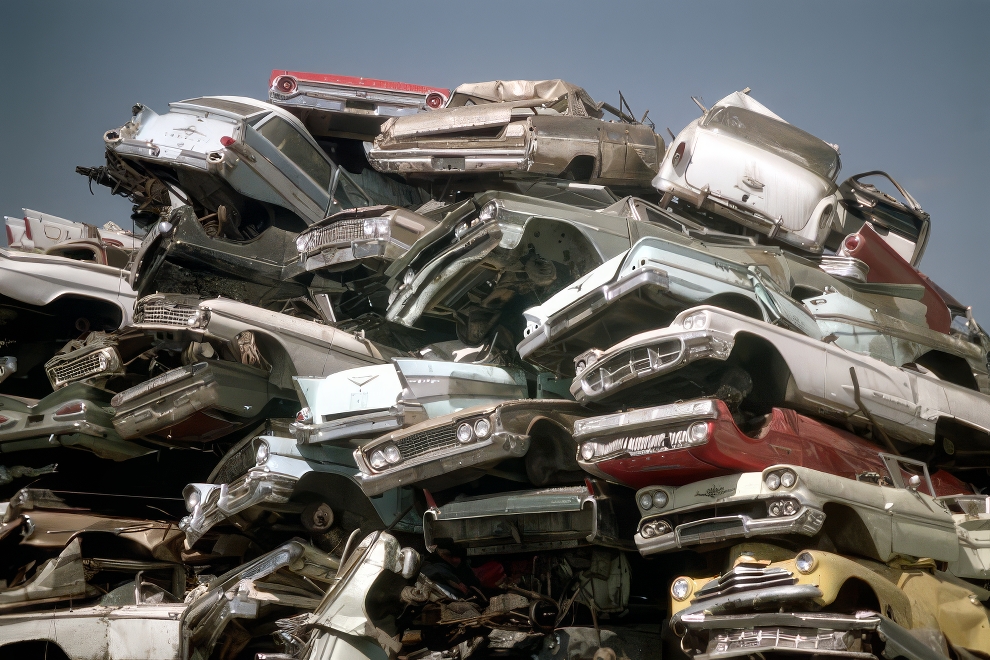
top-left (573, 398), bottom-right (968, 496)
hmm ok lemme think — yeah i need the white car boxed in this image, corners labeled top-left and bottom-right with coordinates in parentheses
top-left (654, 90), bottom-right (841, 253)
top-left (4, 208), bottom-right (140, 252)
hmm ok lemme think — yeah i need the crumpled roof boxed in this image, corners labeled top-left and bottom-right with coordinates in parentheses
top-left (712, 90), bottom-right (785, 122)
top-left (448, 79), bottom-right (594, 107)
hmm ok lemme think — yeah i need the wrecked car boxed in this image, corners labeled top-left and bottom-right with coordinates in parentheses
top-left (4, 208), bottom-right (139, 253)
top-left (291, 357), bottom-right (529, 446)
top-left (85, 96), bottom-right (425, 234)
top-left (110, 359), bottom-right (297, 443)
top-left (570, 306), bottom-right (990, 457)
top-left (355, 397), bottom-right (588, 496)
top-left (43, 330), bottom-right (152, 392)
top-left (422, 481), bottom-right (635, 555)
top-left (669, 547), bottom-right (990, 660)
top-left (269, 69), bottom-right (449, 140)
top-left (633, 454), bottom-right (963, 563)
top-left (368, 79), bottom-right (664, 189)
top-left (180, 432), bottom-right (420, 547)
top-left (385, 190), bottom-right (641, 343)
top-left (0, 383), bottom-right (148, 460)
top-left (654, 89), bottom-right (841, 253)
top-left (939, 494), bottom-right (990, 583)
top-left (574, 398), bottom-right (936, 491)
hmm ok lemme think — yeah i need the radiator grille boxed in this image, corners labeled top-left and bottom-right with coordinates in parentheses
top-left (395, 424), bottom-right (458, 461)
top-left (45, 349), bottom-right (117, 388)
top-left (134, 299), bottom-right (198, 327)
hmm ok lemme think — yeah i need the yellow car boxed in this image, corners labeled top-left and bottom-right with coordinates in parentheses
top-left (668, 544), bottom-right (990, 660)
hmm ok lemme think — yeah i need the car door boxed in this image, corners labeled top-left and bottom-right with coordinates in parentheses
top-left (878, 454), bottom-right (959, 562)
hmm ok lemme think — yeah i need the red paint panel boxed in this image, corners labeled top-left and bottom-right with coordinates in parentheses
top-left (269, 70), bottom-right (449, 97)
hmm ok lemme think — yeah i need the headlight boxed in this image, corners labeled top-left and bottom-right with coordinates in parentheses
top-left (780, 470), bottom-right (797, 488)
top-left (296, 407), bottom-right (313, 424)
top-left (671, 577), bottom-right (692, 601)
top-left (765, 472), bottom-right (781, 490)
top-left (680, 311), bottom-right (708, 331)
top-left (158, 220), bottom-right (174, 237)
top-left (456, 423), bottom-right (474, 444)
top-left (383, 444), bottom-right (401, 464)
top-left (369, 450), bottom-right (388, 470)
top-left (255, 442), bottom-right (270, 465)
top-left (478, 201), bottom-right (499, 222)
top-left (185, 489), bottom-right (201, 512)
top-left (186, 309), bottom-right (209, 328)
top-left (403, 269), bottom-right (416, 286)
top-left (575, 359), bottom-right (587, 374)
top-left (767, 498), bottom-right (797, 517)
top-left (795, 551), bottom-right (817, 574)
top-left (474, 418), bottom-right (491, 438)
top-left (580, 443), bottom-right (596, 461)
top-left (363, 217), bottom-right (390, 240)
top-left (653, 490), bottom-right (669, 509)
top-left (688, 421), bottom-right (709, 444)
top-left (295, 234), bottom-right (311, 253)
top-left (639, 493), bottom-right (654, 510)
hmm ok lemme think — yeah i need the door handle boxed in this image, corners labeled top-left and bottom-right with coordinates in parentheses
top-left (742, 176), bottom-right (764, 190)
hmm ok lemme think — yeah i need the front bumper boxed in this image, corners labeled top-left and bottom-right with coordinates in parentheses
top-left (355, 431), bottom-right (530, 496)
top-left (423, 485), bottom-right (630, 555)
top-left (180, 468), bottom-right (298, 546)
top-left (635, 507), bottom-right (826, 556)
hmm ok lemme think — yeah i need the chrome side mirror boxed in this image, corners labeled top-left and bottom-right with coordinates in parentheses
top-left (907, 475), bottom-right (922, 492)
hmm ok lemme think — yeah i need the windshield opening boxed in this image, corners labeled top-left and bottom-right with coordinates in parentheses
top-left (256, 116), bottom-right (333, 189)
top-left (705, 106), bottom-right (840, 180)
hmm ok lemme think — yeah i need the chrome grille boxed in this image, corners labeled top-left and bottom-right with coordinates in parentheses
top-left (693, 564), bottom-right (796, 603)
top-left (134, 299), bottom-right (198, 327)
top-left (587, 339), bottom-right (682, 393)
top-left (299, 219), bottom-right (366, 254)
top-left (45, 348), bottom-right (118, 389)
top-left (395, 424), bottom-right (458, 461)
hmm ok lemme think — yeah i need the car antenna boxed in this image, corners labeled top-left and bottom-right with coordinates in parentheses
top-left (619, 90), bottom-right (637, 124)
top-left (666, 127), bottom-right (676, 142)
top-left (691, 96), bottom-right (708, 114)
top-left (640, 109), bottom-right (655, 130)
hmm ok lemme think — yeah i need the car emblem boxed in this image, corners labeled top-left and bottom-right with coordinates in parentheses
top-left (695, 486), bottom-right (734, 499)
top-left (348, 374), bottom-right (379, 388)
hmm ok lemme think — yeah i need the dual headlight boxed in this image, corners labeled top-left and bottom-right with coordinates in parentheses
top-left (679, 310), bottom-right (709, 331)
top-left (639, 518), bottom-right (672, 539)
top-left (295, 217), bottom-right (391, 254)
top-left (573, 350), bottom-right (600, 376)
top-left (638, 489), bottom-right (669, 511)
top-left (369, 443), bottom-right (403, 470)
top-left (453, 201), bottom-right (500, 241)
top-left (456, 417), bottom-right (493, 444)
top-left (765, 468), bottom-right (797, 491)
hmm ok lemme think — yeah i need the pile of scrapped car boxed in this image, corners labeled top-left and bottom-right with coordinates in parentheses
top-left (0, 71), bottom-right (988, 660)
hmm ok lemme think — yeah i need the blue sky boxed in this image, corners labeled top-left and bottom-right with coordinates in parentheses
top-left (1, 0), bottom-right (987, 321)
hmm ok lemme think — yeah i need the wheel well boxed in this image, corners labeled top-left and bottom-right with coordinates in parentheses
top-left (819, 502), bottom-right (883, 561)
top-left (702, 293), bottom-right (764, 321)
top-left (0, 641), bottom-right (71, 659)
top-left (916, 350), bottom-right (979, 391)
top-left (524, 418), bottom-right (582, 487)
top-left (561, 155), bottom-right (596, 181)
top-left (828, 577), bottom-right (881, 614)
top-left (49, 295), bottom-right (124, 333)
top-left (724, 333), bottom-right (794, 413)
top-left (294, 472), bottom-right (386, 532)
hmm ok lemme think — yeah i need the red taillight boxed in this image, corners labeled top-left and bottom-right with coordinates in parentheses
top-left (0, 415), bottom-right (9, 424)
top-left (102, 238), bottom-right (124, 247)
top-left (843, 233), bottom-right (862, 253)
top-left (23, 217), bottom-right (32, 240)
top-left (425, 92), bottom-right (445, 109)
top-left (671, 142), bottom-right (686, 167)
top-left (220, 136), bottom-right (236, 147)
top-left (5, 226), bottom-right (13, 246)
top-left (54, 402), bottom-right (85, 417)
top-left (274, 75), bottom-right (297, 94)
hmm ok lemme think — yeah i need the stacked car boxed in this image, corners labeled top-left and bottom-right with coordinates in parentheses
top-left (0, 73), bottom-right (987, 660)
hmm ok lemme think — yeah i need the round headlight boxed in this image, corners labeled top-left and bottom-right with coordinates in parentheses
top-left (575, 359), bottom-right (587, 374)
top-left (653, 490), bottom-right (669, 509)
top-left (641, 523), bottom-right (658, 538)
top-left (795, 551), bottom-right (817, 574)
top-left (296, 407), bottom-right (312, 423)
top-left (639, 493), bottom-right (654, 510)
top-left (158, 221), bottom-right (174, 237)
top-left (671, 578), bottom-right (692, 601)
top-left (783, 501), bottom-right (796, 516)
top-left (682, 316), bottom-right (694, 330)
top-left (403, 269), bottom-right (416, 285)
top-left (474, 418), bottom-right (491, 438)
top-left (383, 444), bottom-right (401, 464)
top-left (255, 442), bottom-right (270, 465)
top-left (765, 472), bottom-right (781, 490)
top-left (580, 443), bottom-right (596, 461)
top-left (295, 234), bottom-right (311, 253)
top-left (688, 421), bottom-right (709, 444)
top-left (369, 450), bottom-right (388, 470)
top-left (768, 501), bottom-right (782, 517)
top-left (186, 489), bottom-right (201, 512)
top-left (780, 470), bottom-right (796, 488)
top-left (456, 423), bottom-right (474, 444)
top-left (478, 201), bottom-right (498, 222)
top-left (586, 354), bottom-right (598, 368)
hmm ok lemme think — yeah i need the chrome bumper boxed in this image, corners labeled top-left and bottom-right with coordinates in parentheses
top-left (292, 409), bottom-right (403, 445)
top-left (635, 507), bottom-right (826, 556)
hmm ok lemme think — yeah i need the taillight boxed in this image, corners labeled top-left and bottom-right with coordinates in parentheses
top-left (0, 415), bottom-right (9, 424)
top-left (54, 401), bottom-right (86, 417)
top-left (102, 238), bottom-right (124, 247)
top-left (273, 75), bottom-right (297, 94)
top-left (425, 93), bottom-right (445, 109)
top-left (5, 226), bottom-right (13, 245)
top-left (843, 233), bottom-right (862, 253)
top-left (671, 142), bottom-right (686, 167)
top-left (23, 217), bottom-right (32, 240)
top-left (220, 136), bottom-right (236, 147)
